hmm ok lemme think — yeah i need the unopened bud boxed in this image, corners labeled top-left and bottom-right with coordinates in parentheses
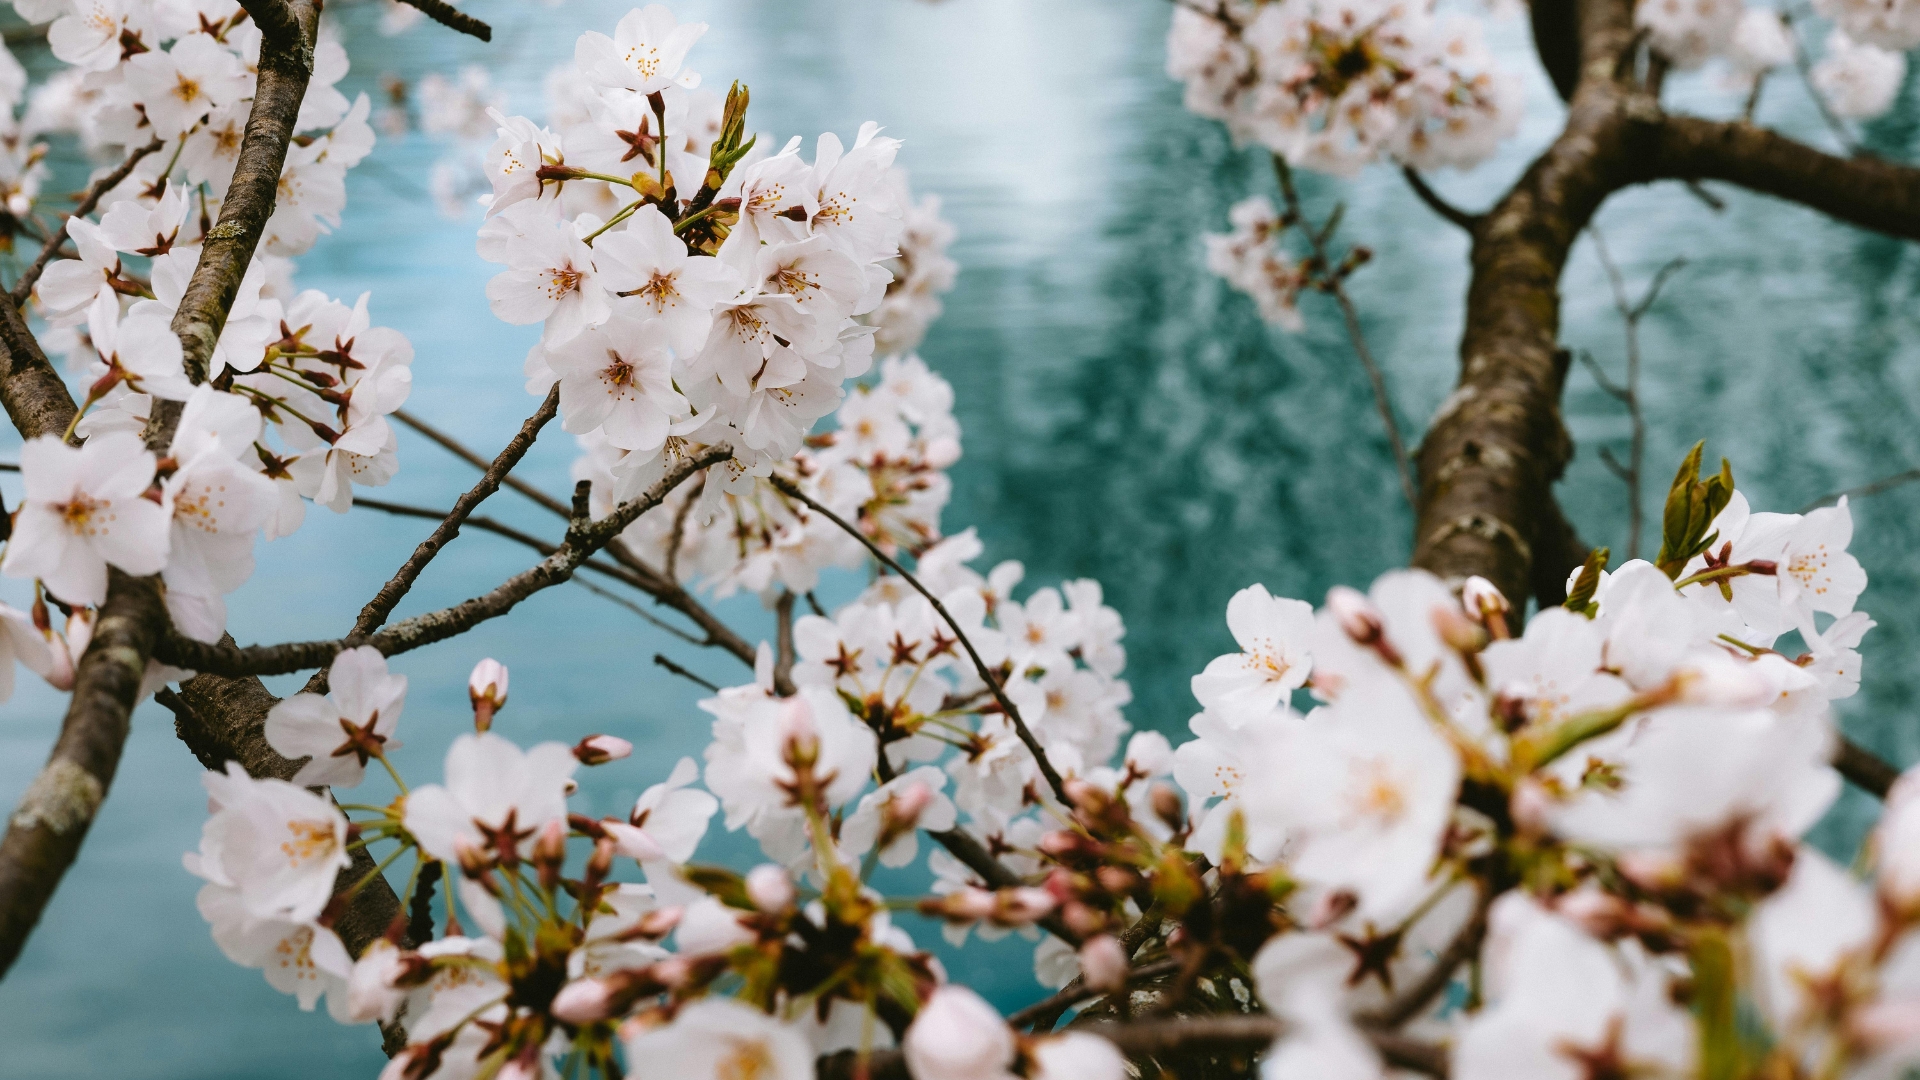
top-left (1095, 865), bottom-right (1140, 897)
top-left (454, 839), bottom-right (492, 878)
top-left (1004, 887), bottom-right (1059, 923)
top-left (1064, 778), bottom-right (1107, 814)
top-left (1061, 900), bottom-right (1105, 938)
top-left (1461, 576), bottom-right (1510, 636)
top-left (1616, 850), bottom-right (1684, 892)
top-left (619, 906), bottom-right (683, 941)
top-left (875, 781), bottom-right (933, 853)
top-left (1149, 782), bottom-right (1185, 834)
top-left (1431, 605), bottom-right (1488, 656)
top-left (1306, 888), bottom-right (1358, 930)
top-left (745, 864), bottom-right (795, 914)
top-left (551, 976), bottom-right (618, 1024)
top-left (574, 734), bottom-right (633, 765)
top-left (469, 659), bottom-right (508, 731)
top-left (1554, 888), bottom-right (1633, 939)
top-left (1078, 934), bottom-right (1129, 994)
top-left (1326, 586), bottom-right (1382, 644)
top-left (582, 836), bottom-right (616, 896)
top-left (1509, 777), bottom-right (1555, 836)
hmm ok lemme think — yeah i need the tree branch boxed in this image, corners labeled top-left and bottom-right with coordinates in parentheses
top-left (0, 571), bottom-right (166, 977)
top-left (348, 385), bottom-right (559, 638)
top-left (12, 138), bottom-right (164, 305)
top-left (1651, 117), bottom-right (1920, 241)
top-left (1402, 167), bottom-right (1482, 233)
top-left (393, 408), bottom-right (573, 519)
top-left (393, 0), bottom-right (492, 41)
top-left (153, 448), bottom-right (732, 676)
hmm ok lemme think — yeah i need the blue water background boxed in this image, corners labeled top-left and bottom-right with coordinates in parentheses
top-left (2, 0), bottom-right (1920, 1074)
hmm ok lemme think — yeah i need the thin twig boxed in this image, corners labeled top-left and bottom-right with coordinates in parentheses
top-left (1275, 155), bottom-right (1417, 509)
top-left (394, 407), bottom-right (573, 519)
top-left (393, 405), bottom-right (764, 676)
top-left (653, 653), bottom-right (719, 693)
top-left (1401, 167), bottom-right (1481, 232)
top-left (153, 449), bottom-right (732, 676)
top-left (1786, 13), bottom-right (1863, 156)
top-left (773, 590), bottom-right (796, 691)
top-left (766, 474), bottom-right (1070, 805)
top-left (1798, 468), bottom-right (1920, 513)
top-left (394, 0), bottom-right (492, 40)
top-left (1836, 736), bottom-right (1900, 798)
top-left (1587, 230), bottom-right (1683, 560)
top-left (12, 138), bottom-right (163, 305)
top-left (571, 577), bottom-right (705, 645)
top-left (349, 385), bottom-right (559, 638)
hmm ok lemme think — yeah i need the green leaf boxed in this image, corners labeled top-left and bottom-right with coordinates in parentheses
top-left (1656, 441), bottom-right (1705, 576)
top-left (1563, 547), bottom-right (1610, 616)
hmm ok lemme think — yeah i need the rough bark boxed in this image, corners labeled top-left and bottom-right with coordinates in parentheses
top-left (171, 0), bottom-right (318, 382)
top-left (1411, 0), bottom-right (1655, 607)
top-left (1652, 117), bottom-right (1920, 240)
top-left (0, 571), bottom-right (167, 975)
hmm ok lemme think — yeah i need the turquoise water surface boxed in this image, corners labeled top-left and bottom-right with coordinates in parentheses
top-left (3, 1), bottom-right (1920, 1075)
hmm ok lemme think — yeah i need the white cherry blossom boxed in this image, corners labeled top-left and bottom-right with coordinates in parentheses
top-left (3, 431), bottom-right (169, 607)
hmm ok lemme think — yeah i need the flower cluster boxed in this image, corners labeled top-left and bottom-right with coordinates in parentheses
top-left (472, 5), bottom-right (952, 512)
top-left (585, 352), bottom-right (962, 600)
top-left (1628, 0), bottom-right (1912, 118)
top-left (0, 0), bottom-right (405, 658)
top-left (1166, 0), bottom-right (1523, 177)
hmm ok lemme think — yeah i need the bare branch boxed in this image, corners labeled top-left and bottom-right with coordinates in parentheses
top-left (394, 407), bottom-right (573, 519)
top-left (394, 0), bottom-right (492, 40)
top-left (1358, 882), bottom-right (1492, 1029)
top-left (1275, 155), bottom-right (1417, 509)
top-left (653, 653), bottom-right (720, 692)
top-left (1402, 167), bottom-right (1481, 233)
top-left (767, 474), bottom-right (1070, 806)
top-left (11, 137), bottom-right (164, 305)
top-left (773, 590), bottom-right (796, 691)
top-left (154, 448), bottom-right (732, 676)
top-left (1652, 117), bottom-right (1920, 241)
top-left (1799, 467), bottom-right (1920, 513)
top-left (349, 385), bottom-right (560, 638)
top-left (1836, 737), bottom-right (1900, 799)
top-left (391, 406), bottom-right (763, 672)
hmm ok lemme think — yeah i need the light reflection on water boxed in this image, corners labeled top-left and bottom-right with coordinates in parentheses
top-left (1, 1), bottom-right (1917, 1074)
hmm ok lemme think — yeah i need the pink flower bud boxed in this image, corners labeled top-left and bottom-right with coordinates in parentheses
top-left (1616, 850), bottom-right (1684, 891)
top-left (1852, 998), bottom-right (1920, 1051)
top-left (1326, 586), bottom-right (1383, 644)
top-left (951, 887), bottom-right (997, 921)
top-left (550, 977), bottom-right (616, 1024)
top-left (574, 734), bottom-right (633, 765)
top-left (650, 956), bottom-right (694, 989)
top-left (1461, 576), bottom-right (1510, 622)
top-left (469, 658), bottom-right (508, 731)
top-left (1078, 934), bottom-right (1129, 994)
top-left (1005, 887), bottom-right (1059, 922)
top-left (1509, 777), bottom-right (1555, 836)
top-left (889, 780), bottom-right (934, 823)
top-left (746, 864), bottom-right (795, 913)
